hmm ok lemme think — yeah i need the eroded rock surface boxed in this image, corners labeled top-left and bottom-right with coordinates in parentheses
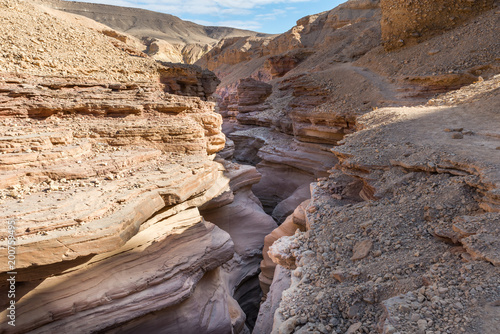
top-left (268, 75), bottom-right (500, 334)
top-left (0, 1), bottom-right (263, 333)
top-left (196, 4), bottom-right (499, 324)
top-left (201, 160), bottom-right (278, 330)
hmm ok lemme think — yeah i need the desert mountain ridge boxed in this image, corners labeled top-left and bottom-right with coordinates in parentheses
top-left (38, 0), bottom-right (271, 64)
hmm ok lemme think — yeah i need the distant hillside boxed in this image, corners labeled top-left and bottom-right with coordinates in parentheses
top-left (39, 0), bottom-right (269, 63)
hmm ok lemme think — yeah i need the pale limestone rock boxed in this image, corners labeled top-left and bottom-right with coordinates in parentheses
top-left (268, 235), bottom-right (298, 270)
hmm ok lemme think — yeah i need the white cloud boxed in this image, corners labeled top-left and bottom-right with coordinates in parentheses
top-left (216, 20), bottom-right (263, 31)
top-left (220, 8), bottom-right (253, 16)
top-left (255, 8), bottom-right (286, 20)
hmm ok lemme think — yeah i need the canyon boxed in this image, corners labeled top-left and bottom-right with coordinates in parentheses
top-left (0, 0), bottom-right (499, 333)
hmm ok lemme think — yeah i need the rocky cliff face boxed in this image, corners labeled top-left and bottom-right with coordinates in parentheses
top-left (195, 0), bottom-right (500, 333)
top-left (0, 1), bottom-right (273, 332)
top-left (0, 0), bottom-right (499, 333)
top-left (268, 75), bottom-right (500, 334)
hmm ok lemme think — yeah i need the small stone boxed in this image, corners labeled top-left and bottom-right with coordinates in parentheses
top-left (347, 303), bottom-right (362, 319)
top-left (331, 270), bottom-right (348, 282)
top-left (451, 133), bottom-right (463, 139)
top-left (438, 287), bottom-right (448, 294)
top-left (307, 205), bottom-right (317, 213)
top-left (351, 239), bottom-right (373, 261)
top-left (385, 324), bottom-right (397, 334)
top-left (346, 322), bottom-right (362, 334)
top-left (417, 319), bottom-right (428, 331)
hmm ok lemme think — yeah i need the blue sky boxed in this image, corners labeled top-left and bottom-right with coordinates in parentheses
top-left (69, 0), bottom-right (346, 34)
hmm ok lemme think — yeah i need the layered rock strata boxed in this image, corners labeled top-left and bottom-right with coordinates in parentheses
top-left (0, 1), bottom-right (272, 332)
top-left (197, 4), bottom-right (499, 324)
top-left (267, 75), bottom-right (500, 334)
top-left (0, 64), bottom-right (248, 332)
top-left (228, 128), bottom-right (337, 222)
top-left (201, 160), bottom-right (278, 330)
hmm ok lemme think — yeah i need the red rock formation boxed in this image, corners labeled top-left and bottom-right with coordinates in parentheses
top-left (263, 50), bottom-right (314, 79)
top-left (0, 63), bottom-right (240, 331)
top-left (237, 78), bottom-right (273, 113)
top-left (201, 161), bottom-right (278, 329)
top-left (0, 2), bottom-right (262, 333)
top-left (158, 62), bottom-right (221, 100)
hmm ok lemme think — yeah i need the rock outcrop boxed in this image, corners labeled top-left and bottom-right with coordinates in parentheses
top-left (267, 75), bottom-right (500, 334)
top-left (253, 265), bottom-right (292, 334)
top-left (0, 1), bottom-right (271, 333)
top-left (228, 128), bottom-right (337, 221)
top-left (194, 0), bottom-right (500, 333)
top-left (200, 161), bottom-right (278, 330)
top-left (259, 201), bottom-right (308, 294)
top-left (0, 73), bottom-right (243, 332)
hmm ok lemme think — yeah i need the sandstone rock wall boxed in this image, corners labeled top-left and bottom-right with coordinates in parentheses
top-left (253, 265), bottom-right (292, 334)
top-left (0, 2), bottom-right (269, 332)
top-left (158, 62), bottom-right (221, 100)
top-left (195, 1), bottom-right (500, 333)
top-left (228, 128), bottom-right (337, 221)
top-left (200, 161), bottom-right (278, 330)
top-left (0, 64), bottom-right (244, 331)
top-left (266, 75), bottom-right (500, 334)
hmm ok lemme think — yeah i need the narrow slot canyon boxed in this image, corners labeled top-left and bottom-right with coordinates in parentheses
top-left (0, 0), bottom-right (499, 334)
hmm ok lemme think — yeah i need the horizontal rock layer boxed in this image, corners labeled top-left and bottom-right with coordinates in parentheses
top-left (0, 61), bottom-right (240, 331)
top-left (266, 75), bottom-right (500, 334)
